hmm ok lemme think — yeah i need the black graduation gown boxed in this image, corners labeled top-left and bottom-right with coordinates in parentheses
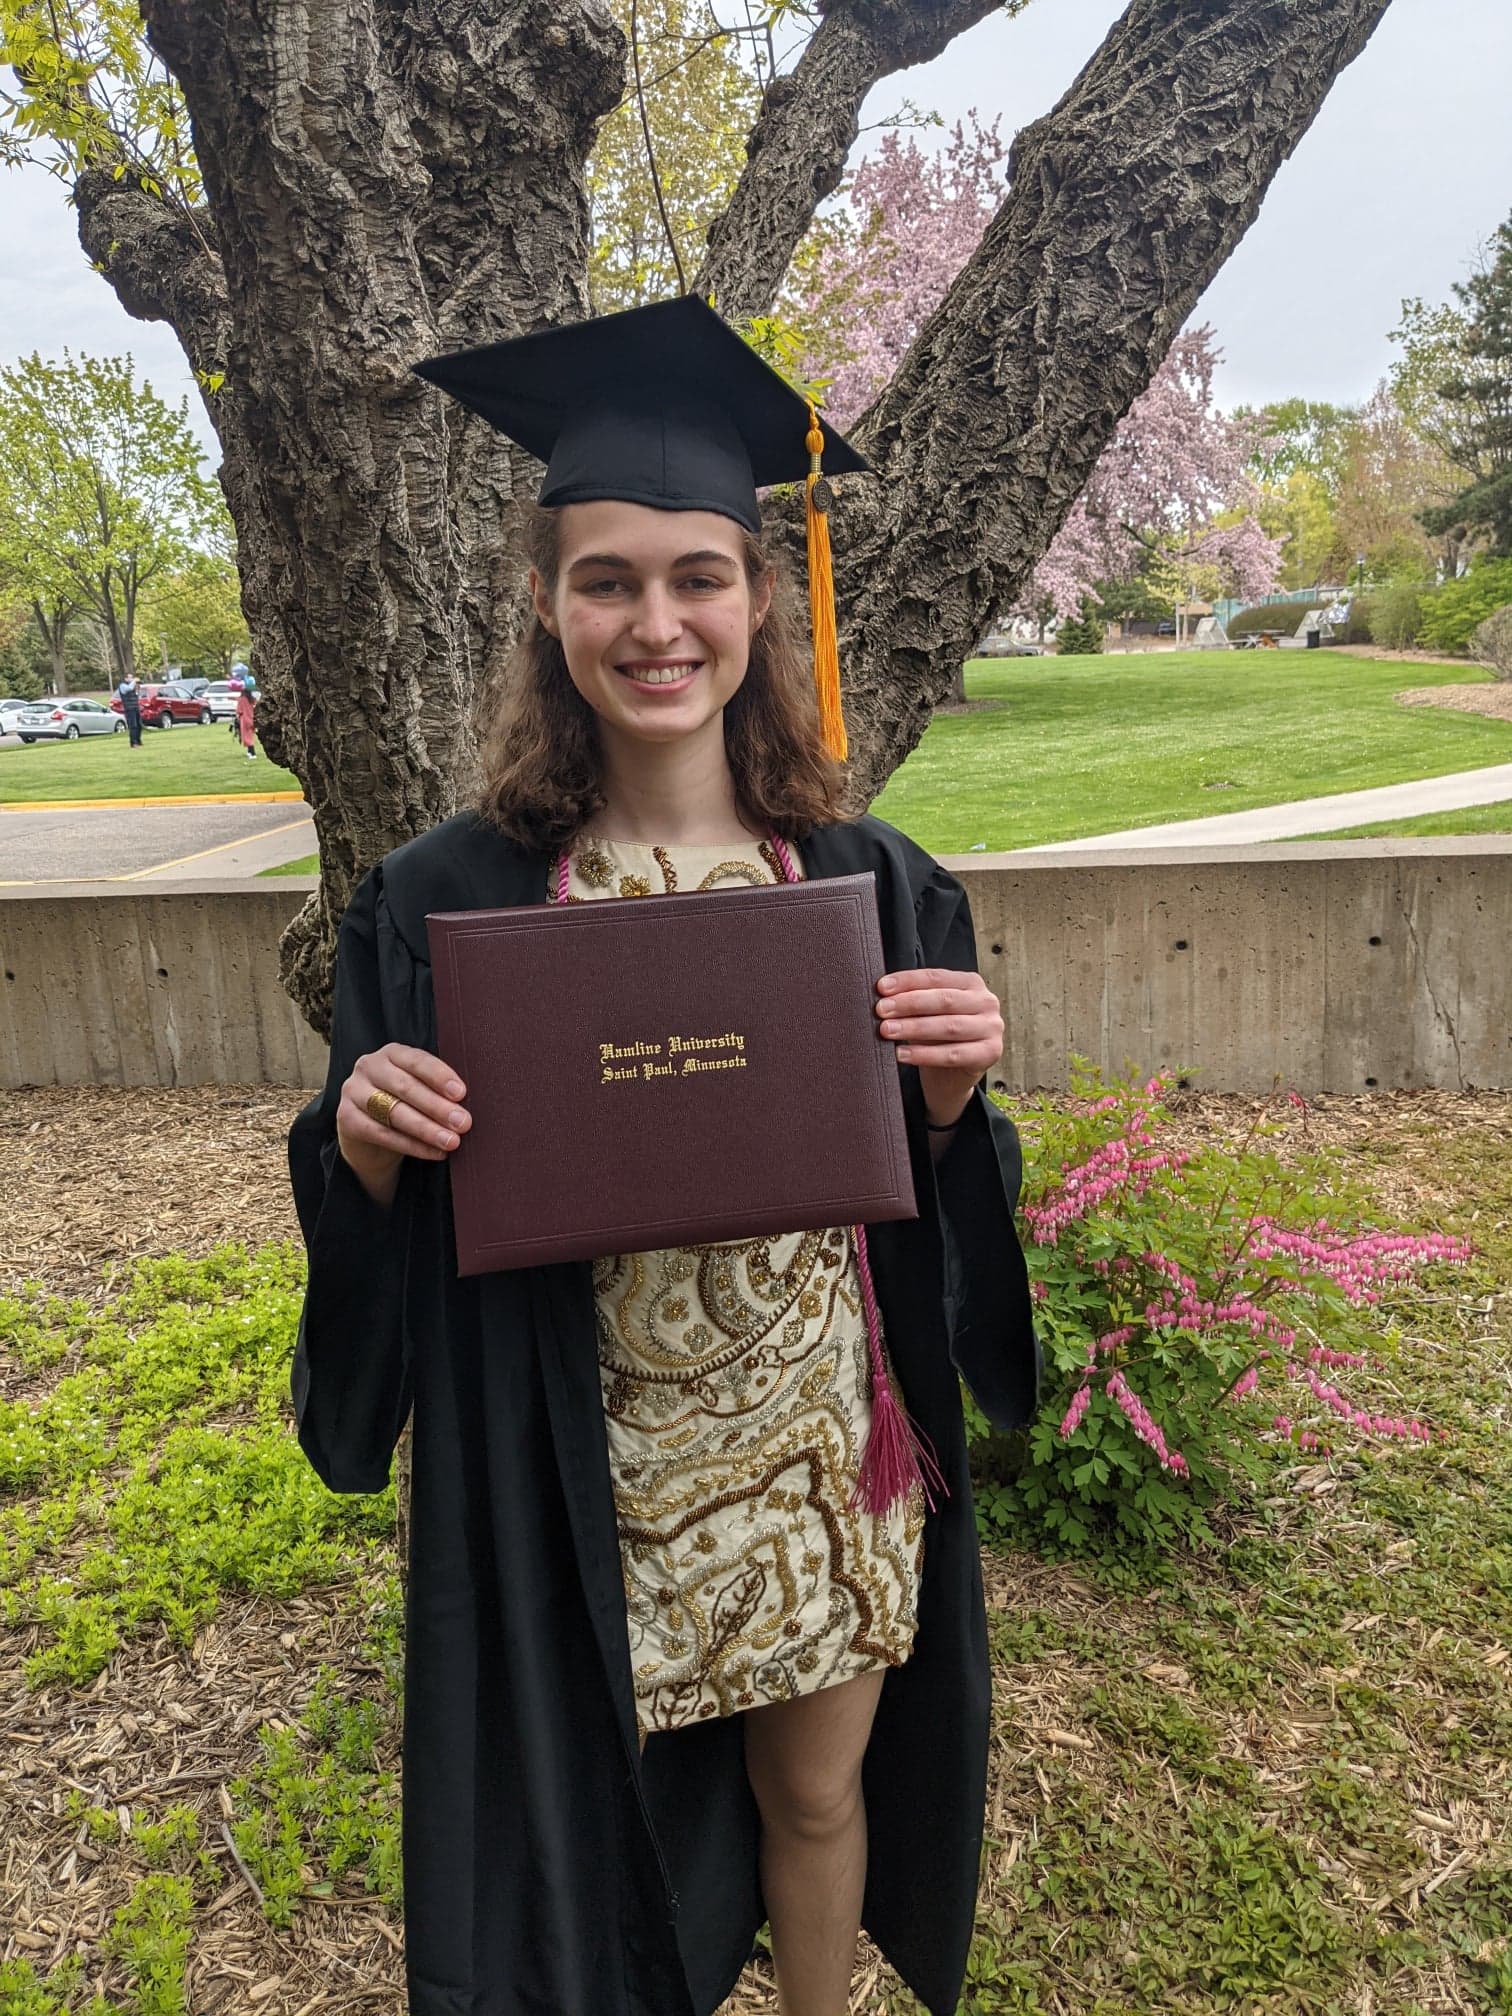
top-left (288, 810), bottom-right (1040, 2016)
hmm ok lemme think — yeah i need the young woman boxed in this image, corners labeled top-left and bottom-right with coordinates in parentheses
top-left (290, 297), bottom-right (1038, 2016)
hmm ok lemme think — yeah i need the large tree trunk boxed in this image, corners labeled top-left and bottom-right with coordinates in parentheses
top-left (77, 0), bottom-right (1394, 1030)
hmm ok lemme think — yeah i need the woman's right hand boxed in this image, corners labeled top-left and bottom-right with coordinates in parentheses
top-left (336, 1043), bottom-right (472, 1207)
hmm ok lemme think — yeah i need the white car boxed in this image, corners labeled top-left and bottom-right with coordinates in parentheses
top-left (13, 696), bottom-right (127, 741)
top-left (203, 681), bottom-right (245, 721)
top-left (0, 696), bottom-right (40, 735)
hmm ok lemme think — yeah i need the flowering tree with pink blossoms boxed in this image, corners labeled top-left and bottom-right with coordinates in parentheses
top-left (968, 1063), bottom-right (1471, 1550)
top-left (1009, 327), bottom-right (1286, 628)
top-left (789, 114), bottom-right (1009, 429)
top-left (792, 135), bottom-right (1282, 638)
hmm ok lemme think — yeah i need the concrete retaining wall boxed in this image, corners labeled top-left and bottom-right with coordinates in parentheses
top-left (2, 839), bottom-right (1508, 1094)
top-left (0, 879), bottom-right (327, 1091)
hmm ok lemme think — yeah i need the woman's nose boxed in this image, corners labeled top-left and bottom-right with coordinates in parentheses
top-left (630, 583), bottom-right (682, 646)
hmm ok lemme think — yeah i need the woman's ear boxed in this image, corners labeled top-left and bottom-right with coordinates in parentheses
top-left (751, 566), bottom-right (775, 634)
top-left (529, 567), bottom-right (558, 637)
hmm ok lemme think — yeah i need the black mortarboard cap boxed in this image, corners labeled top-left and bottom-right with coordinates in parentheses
top-left (410, 294), bottom-right (869, 535)
top-left (411, 295), bottom-right (868, 757)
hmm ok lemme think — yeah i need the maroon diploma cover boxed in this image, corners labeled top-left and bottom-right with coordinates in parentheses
top-left (425, 872), bottom-right (917, 1274)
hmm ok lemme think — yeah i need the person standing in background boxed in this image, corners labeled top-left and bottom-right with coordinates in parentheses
top-left (235, 682), bottom-right (257, 760)
top-left (115, 671), bottom-right (143, 748)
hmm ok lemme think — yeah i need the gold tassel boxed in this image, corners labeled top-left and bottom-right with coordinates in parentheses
top-left (805, 401), bottom-right (847, 763)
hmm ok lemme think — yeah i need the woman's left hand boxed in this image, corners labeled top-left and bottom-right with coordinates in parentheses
top-left (874, 968), bottom-right (1005, 1129)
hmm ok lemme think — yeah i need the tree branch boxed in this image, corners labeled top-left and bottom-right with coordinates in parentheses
top-left (695, 0), bottom-right (1014, 321)
top-left (72, 168), bottom-right (230, 386)
top-left (825, 0), bottom-right (1399, 805)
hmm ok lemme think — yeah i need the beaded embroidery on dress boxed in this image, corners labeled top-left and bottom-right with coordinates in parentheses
top-left (567, 837), bottom-right (925, 1735)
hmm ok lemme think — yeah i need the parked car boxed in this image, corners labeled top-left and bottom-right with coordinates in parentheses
top-left (14, 696), bottom-right (126, 741)
top-left (202, 680), bottom-right (244, 721)
top-left (175, 675), bottom-right (212, 698)
top-left (110, 682), bottom-right (213, 728)
top-left (976, 632), bottom-right (1047, 657)
top-left (0, 696), bottom-right (40, 735)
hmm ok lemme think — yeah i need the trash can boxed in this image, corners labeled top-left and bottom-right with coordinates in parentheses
top-left (1306, 629), bottom-right (1321, 649)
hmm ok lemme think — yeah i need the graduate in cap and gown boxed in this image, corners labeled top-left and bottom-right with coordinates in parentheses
top-left (289, 294), bottom-right (1040, 2016)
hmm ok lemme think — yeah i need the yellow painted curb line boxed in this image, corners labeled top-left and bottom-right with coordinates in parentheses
top-left (0, 791), bottom-right (306, 812)
top-left (114, 816), bottom-right (314, 881)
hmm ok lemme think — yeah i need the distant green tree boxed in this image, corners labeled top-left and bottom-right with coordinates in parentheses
top-left (587, 0), bottom-right (757, 312)
top-left (0, 351), bottom-right (225, 684)
top-left (1419, 214), bottom-right (1512, 559)
top-left (1056, 596), bottom-right (1105, 655)
top-left (135, 550), bottom-right (249, 677)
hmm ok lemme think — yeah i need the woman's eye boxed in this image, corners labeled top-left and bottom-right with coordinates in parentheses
top-left (583, 579), bottom-right (627, 596)
top-left (681, 576), bottom-right (724, 593)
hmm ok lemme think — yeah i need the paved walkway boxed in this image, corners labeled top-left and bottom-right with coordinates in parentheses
top-left (1013, 762), bottom-right (1512, 851)
top-left (0, 800), bottom-right (316, 884)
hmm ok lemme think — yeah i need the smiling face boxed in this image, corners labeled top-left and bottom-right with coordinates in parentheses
top-left (530, 500), bottom-right (772, 752)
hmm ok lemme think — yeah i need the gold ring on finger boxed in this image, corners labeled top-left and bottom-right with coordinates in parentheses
top-left (365, 1087), bottom-right (400, 1129)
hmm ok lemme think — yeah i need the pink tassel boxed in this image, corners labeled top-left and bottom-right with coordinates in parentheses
top-left (554, 850), bottom-right (571, 904)
top-left (849, 1223), bottom-right (947, 1517)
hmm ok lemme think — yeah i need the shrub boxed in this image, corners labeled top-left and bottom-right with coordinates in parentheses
top-left (971, 1061), bottom-right (1471, 1551)
top-left (1417, 556), bottom-right (1512, 655)
top-left (1056, 596), bottom-right (1104, 654)
top-left (1365, 575), bottom-right (1428, 649)
top-left (1227, 601), bottom-right (1321, 640)
top-left (1469, 602), bottom-right (1512, 680)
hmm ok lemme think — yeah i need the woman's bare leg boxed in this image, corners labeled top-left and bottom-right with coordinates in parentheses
top-left (743, 1669), bottom-right (887, 2016)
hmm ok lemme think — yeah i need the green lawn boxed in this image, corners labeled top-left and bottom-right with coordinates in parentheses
top-left (0, 709), bottom-right (301, 804)
top-left (256, 651), bottom-right (1512, 873)
top-left (263, 851), bottom-right (319, 875)
top-left (1289, 798), bottom-right (1512, 841)
top-left (871, 652), bottom-right (1512, 852)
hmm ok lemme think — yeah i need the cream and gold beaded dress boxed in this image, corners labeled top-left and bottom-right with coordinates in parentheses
top-left (561, 834), bottom-right (925, 1736)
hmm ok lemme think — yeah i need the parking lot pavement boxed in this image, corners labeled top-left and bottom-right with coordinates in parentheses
top-left (0, 801), bottom-right (316, 884)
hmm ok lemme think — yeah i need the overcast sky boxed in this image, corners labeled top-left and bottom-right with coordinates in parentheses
top-left (0, 0), bottom-right (1506, 462)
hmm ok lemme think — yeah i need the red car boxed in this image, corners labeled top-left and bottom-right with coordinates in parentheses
top-left (110, 682), bottom-right (214, 728)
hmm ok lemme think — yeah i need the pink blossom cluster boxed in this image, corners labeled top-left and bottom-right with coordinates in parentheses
top-left (1229, 1366), bottom-right (1261, 1401)
top-left (1291, 1365), bottom-right (1434, 1441)
top-left (1022, 1135), bottom-right (1191, 1243)
top-left (1088, 1324), bottom-right (1137, 1359)
top-left (1059, 1383), bottom-right (1092, 1438)
top-left (1248, 1219), bottom-right (1471, 1306)
top-left (1106, 1371), bottom-right (1189, 1475)
top-left (1306, 1344), bottom-right (1369, 1370)
top-left (1144, 1292), bottom-right (1294, 1350)
top-left (1273, 1417), bottom-right (1329, 1452)
top-left (794, 115), bottom-right (1009, 427)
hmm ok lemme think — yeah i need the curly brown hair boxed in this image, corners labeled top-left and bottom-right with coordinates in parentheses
top-left (473, 504), bottom-right (844, 852)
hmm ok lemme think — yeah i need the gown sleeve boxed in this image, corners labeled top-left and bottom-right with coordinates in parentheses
top-left (914, 865), bottom-right (1042, 1432)
top-left (287, 866), bottom-right (424, 1494)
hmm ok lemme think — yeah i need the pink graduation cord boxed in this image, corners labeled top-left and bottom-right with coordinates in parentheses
top-left (552, 833), bottom-right (947, 1518)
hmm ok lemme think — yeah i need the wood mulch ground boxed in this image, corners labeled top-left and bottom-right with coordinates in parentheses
top-left (1394, 681), bottom-right (1512, 724)
top-left (1, 1083), bottom-right (1508, 2013)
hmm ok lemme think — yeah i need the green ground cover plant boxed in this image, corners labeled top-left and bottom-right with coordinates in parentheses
top-left (0, 718), bottom-right (300, 804)
top-left (871, 652), bottom-right (1512, 852)
top-left (0, 1247), bottom-right (392, 1685)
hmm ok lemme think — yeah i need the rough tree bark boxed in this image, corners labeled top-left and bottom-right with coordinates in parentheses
top-left (73, 0), bottom-right (1395, 1030)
